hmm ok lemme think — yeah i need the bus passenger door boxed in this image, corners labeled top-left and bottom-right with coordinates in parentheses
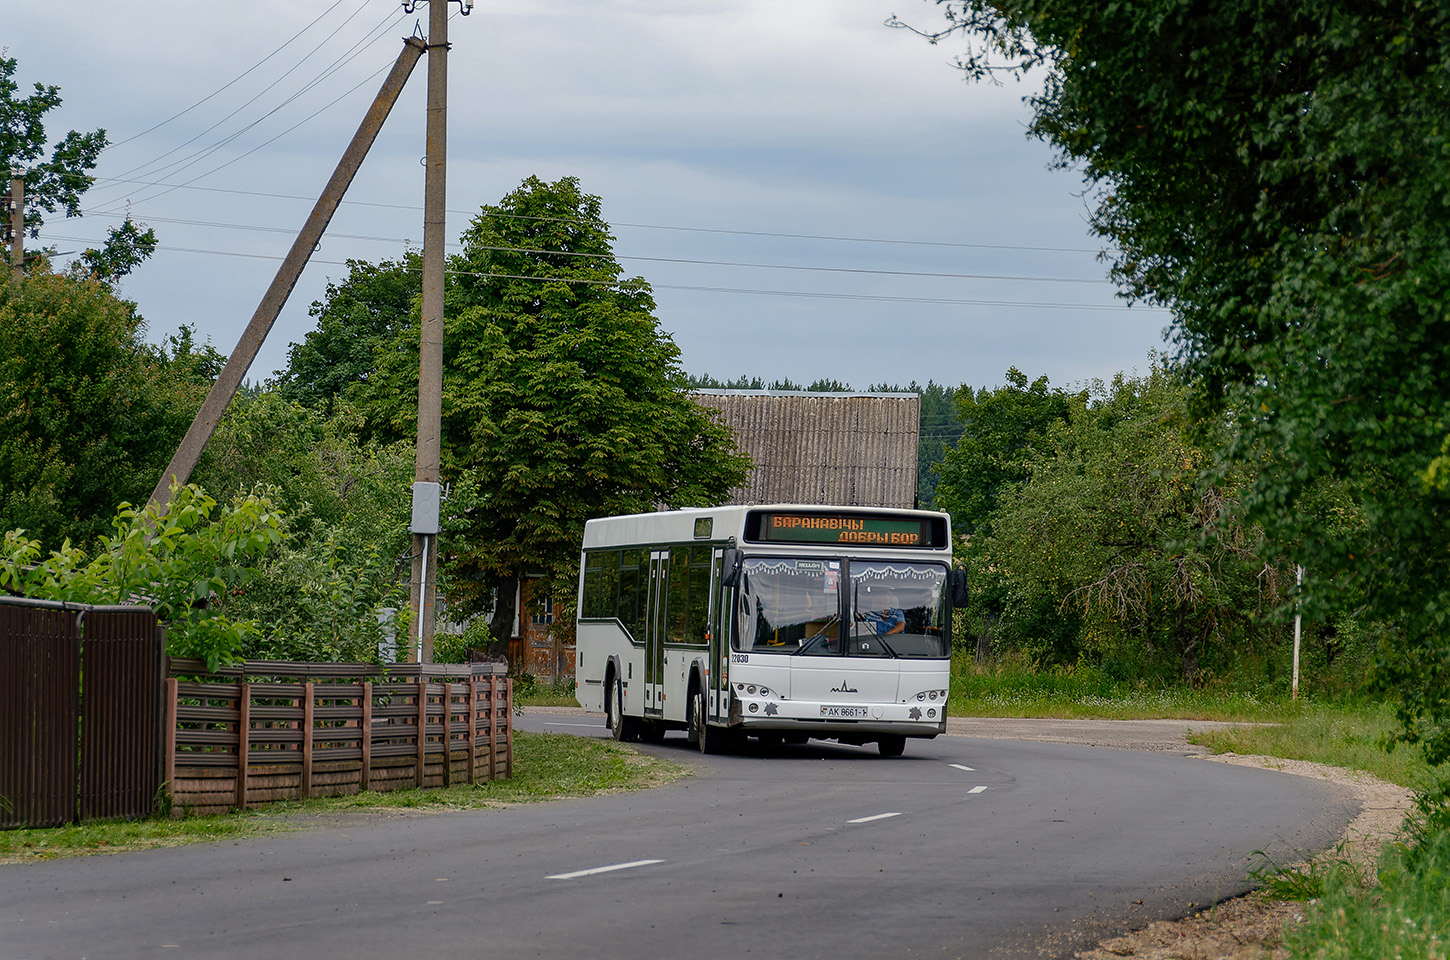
top-left (644, 550), bottom-right (668, 720)
top-left (710, 547), bottom-right (730, 722)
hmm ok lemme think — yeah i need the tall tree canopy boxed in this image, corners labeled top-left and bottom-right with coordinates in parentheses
top-left (934, 368), bottom-right (1078, 535)
top-left (346, 175), bottom-right (750, 641)
top-left (1, 54), bottom-right (154, 277)
top-left (0, 268), bottom-right (212, 546)
top-left (278, 254), bottom-right (421, 411)
top-left (909, 1), bottom-right (1450, 761)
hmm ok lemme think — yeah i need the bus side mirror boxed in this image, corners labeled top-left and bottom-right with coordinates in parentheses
top-left (721, 548), bottom-right (742, 588)
top-left (950, 568), bottom-right (970, 608)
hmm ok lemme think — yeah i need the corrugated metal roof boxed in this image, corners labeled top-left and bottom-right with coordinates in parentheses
top-left (691, 392), bottom-right (920, 509)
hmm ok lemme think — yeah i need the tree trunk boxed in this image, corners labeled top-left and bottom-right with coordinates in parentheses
top-left (488, 573), bottom-right (519, 663)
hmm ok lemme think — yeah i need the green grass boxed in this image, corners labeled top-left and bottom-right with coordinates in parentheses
top-left (1280, 822), bottom-right (1450, 959)
top-left (0, 731), bottom-right (687, 865)
top-left (512, 674), bottom-right (582, 708)
top-left (949, 654), bottom-right (1300, 721)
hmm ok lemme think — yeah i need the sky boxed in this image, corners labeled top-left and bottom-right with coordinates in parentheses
top-left (7, 0), bottom-right (1172, 394)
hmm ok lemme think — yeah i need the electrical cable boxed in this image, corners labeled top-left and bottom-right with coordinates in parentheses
top-left (96, 6), bottom-right (406, 210)
top-left (102, 0), bottom-right (351, 151)
top-left (68, 209), bottom-right (1112, 285)
top-left (40, 233), bottom-right (1163, 312)
top-left (82, 177), bottom-right (1106, 256)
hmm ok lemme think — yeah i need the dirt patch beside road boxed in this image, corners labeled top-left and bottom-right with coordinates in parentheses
top-left (946, 718), bottom-right (1412, 960)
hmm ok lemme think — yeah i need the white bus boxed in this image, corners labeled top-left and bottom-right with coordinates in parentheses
top-left (574, 504), bottom-right (967, 756)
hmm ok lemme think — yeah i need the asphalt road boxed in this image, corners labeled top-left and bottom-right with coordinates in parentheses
top-left (1, 714), bottom-right (1356, 960)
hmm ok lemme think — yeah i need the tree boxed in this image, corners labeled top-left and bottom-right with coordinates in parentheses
top-left (2, 484), bottom-right (284, 670)
top-left (354, 175), bottom-right (750, 643)
top-left (908, 2), bottom-right (1450, 761)
top-left (0, 268), bottom-right (210, 546)
top-left (0, 54), bottom-right (104, 237)
top-left (191, 389), bottom-right (416, 663)
top-left (1, 54), bottom-right (154, 277)
top-left (933, 367), bottom-right (1079, 535)
top-left (278, 253), bottom-right (421, 412)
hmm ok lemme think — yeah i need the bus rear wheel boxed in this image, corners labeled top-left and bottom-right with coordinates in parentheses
top-left (877, 735), bottom-right (906, 757)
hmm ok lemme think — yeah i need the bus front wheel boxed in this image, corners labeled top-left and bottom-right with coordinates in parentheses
top-left (608, 674), bottom-right (637, 742)
top-left (691, 685), bottom-right (733, 755)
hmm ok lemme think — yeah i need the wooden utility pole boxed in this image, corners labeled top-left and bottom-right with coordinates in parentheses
top-left (5, 173), bottom-right (21, 280)
top-left (147, 37), bottom-right (426, 513)
top-left (407, 0), bottom-right (454, 664)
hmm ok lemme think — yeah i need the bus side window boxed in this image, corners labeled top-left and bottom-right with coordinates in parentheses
top-left (619, 548), bottom-right (644, 641)
top-left (687, 547), bottom-right (711, 645)
top-left (668, 546), bottom-right (690, 642)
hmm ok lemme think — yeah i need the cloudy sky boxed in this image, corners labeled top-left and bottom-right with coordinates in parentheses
top-left (9, 0), bottom-right (1170, 393)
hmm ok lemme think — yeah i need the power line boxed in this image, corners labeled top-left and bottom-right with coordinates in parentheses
top-left (70, 209), bottom-right (1113, 285)
top-left (103, 0), bottom-right (351, 150)
top-left (85, 175), bottom-right (1105, 256)
top-left (95, 7), bottom-right (407, 211)
top-left (40, 234), bottom-right (1164, 313)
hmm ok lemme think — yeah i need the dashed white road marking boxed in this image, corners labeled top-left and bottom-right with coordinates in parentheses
top-left (948, 763), bottom-right (975, 772)
top-left (547, 860), bottom-right (664, 880)
top-left (847, 812), bottom-right (903, 824)
top-left (546, 722), bottom-right (604, 728)
top-left (968, 786), bottom-right (988, 794)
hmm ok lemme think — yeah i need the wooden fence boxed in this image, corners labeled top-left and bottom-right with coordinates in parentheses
top-left (165, 659), bottom-right (512, 816)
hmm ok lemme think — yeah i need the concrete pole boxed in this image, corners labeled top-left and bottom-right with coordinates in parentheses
top-left (409, 0), bottom-right (448, 663)
top-left (147, 38), bottom-right (426, 513)
top-left (1292, 565), bottom-right (1303, 700)
top-left (7, 175), bottom-right (22, 280)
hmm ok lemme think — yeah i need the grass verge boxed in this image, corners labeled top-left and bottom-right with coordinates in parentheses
top-left (0, 731), bottom-right (687, 865)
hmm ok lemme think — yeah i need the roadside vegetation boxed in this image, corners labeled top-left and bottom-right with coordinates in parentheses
top-left (0, 732), bottom-right (687, 864)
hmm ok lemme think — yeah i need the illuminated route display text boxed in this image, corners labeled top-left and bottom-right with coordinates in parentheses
top-left (753, 512), bottom-right (932, 547)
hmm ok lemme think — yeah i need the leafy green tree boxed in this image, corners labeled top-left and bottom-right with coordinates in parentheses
top-left (970, 367), bottom-right (1277, 681)
top-left (2, 484), bottom-right (284, 670)
top-left (0, 55), bottom-right (105, 237)
top-left (355, 175), bottom-right (750, 643)
top-left (278, 254), bottom-right (421, 411)
top-left (0, 268), bottom-right (209, 546)
top-left (76, 217), bottom-right (157, 282)
top-left (191, 390), bottom-right (416, 662)
top-left (1, 55), bottom-right (154, 277)
top-left (908, 2), bottom-right (1450, 753)
top-left (934, 367), bottom-right (1079, 535)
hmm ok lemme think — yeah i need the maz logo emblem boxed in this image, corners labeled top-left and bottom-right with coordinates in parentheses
top-left (830, 681), bottom-right (859, 694)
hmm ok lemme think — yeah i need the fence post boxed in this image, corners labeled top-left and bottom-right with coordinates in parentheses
top-left (415, 680), bottom-right (427, 787)
top-left (164, 677), bottom-right (178, 813)
top-left (487, 674), bottom-right (498, 781)
top-left (466, 678), bottom-right (477, 785)
top-left (360, 680), bottom-right (372, 794)
top-left (301, 681), bottom-right (315, 799)
top-left (236, 681), bottom-right (251, 811)
top-left (504, 673), bottom-right (513, 778)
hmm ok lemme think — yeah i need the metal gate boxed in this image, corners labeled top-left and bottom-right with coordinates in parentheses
top-left (0, 598), bottom-right (164, 829)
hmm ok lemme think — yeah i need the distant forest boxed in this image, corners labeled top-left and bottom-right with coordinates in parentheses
top-left (684, 374), bottom-right (963, 509)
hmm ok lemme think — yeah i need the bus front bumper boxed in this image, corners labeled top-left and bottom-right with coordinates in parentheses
top-left (728, 698), bottom-right (946, 737)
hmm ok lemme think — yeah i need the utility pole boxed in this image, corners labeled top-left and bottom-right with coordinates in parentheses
top-left (147, 38), bottom-right (425, 513)
top-left (406, 0), bottom-right (469, 663)
top-left (5, 172), bottom-right (21, 280)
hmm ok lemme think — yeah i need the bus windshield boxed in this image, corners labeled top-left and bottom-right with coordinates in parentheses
top-left (734, 557), bottom-right (948, 659)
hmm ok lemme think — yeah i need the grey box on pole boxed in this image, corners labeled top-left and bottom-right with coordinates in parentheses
top-left (410, 481), bottom-right (441, 534)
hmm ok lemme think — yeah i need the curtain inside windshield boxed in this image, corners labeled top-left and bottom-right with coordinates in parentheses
top-left (734, 558), bottom-right (947, 658)
top-left (849, 562), bottom-right (949, 659)
top-left (735, 558), bottom-right (841, 655)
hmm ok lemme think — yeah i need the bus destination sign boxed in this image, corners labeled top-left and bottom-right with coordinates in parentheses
top-left (755, 512), bottom-right (931, 547)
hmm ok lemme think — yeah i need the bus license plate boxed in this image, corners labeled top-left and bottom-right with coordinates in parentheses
top-left (820, 705), bottom-right (869, 719)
